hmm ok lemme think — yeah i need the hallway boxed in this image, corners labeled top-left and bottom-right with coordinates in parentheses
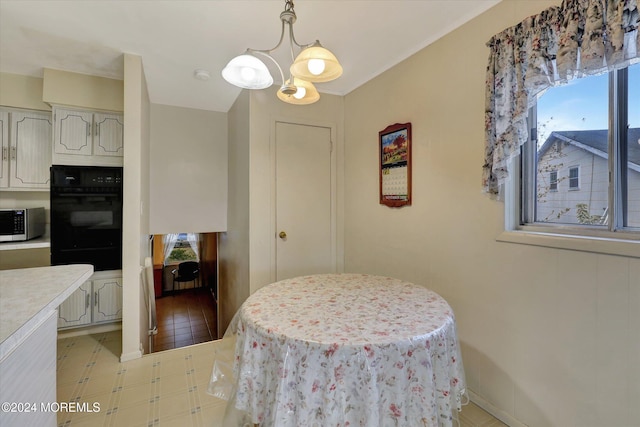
top-left (152, 287), bottom-right (217, 352)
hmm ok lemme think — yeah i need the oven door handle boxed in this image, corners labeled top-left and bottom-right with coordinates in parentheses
top-left (51, 192), bottom-right (121, 197)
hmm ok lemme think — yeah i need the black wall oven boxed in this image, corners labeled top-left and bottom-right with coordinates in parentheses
top-left (50, 165), bottom-right (123, 271)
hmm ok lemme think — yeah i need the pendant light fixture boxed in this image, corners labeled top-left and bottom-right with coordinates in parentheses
top-left (221, 0), bottom-right (342, 105)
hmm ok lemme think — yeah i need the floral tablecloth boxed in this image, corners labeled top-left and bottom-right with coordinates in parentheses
top-left (227, 274), bottom-right (466, 427)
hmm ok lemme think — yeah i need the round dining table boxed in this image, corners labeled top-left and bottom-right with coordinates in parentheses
top-left (222, 273), bottom-right (466, 427)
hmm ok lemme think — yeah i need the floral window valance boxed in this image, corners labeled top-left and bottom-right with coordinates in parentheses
top-left (483, 0), bottom-right (639, 196)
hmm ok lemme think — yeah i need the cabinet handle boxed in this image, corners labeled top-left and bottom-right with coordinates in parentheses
top-left (10, 146), bottom-right (16, 160)
top-left (87, 122), bottom-right (91, 137)
top-left (86, 293), bottom-right (90, 308)
top-left (95, 122), bottom-right (99, 137)
top-left (2, 147), bottom-right (7, 160)
top-left (94, 292), bottom-right (98, 306)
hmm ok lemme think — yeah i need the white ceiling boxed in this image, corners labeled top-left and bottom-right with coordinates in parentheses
top-left (0, 0), bottom-right (500, 113)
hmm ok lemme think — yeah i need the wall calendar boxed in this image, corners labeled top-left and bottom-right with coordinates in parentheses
top-left (379, 122), bottom-right (412, 207)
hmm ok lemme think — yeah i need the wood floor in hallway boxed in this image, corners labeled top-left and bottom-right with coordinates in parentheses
top-left (152, 287), bottom-right (217, 353)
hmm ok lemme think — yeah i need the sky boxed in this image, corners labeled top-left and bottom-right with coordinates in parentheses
top-left (536, 62), bottom-right (639, 144)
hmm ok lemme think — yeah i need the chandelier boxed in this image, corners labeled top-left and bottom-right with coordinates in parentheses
top-left (221, 0), bottom-right (343, 105)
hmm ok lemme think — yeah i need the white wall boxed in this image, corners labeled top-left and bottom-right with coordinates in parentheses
top-left (149, 104), bottom-right (227, 234)
top-left (121, 53), bottom-right (151, 361)
top-left (343, 1), bottom-right (639, 426)
top-left (537, 146), bottom-right (609, 224)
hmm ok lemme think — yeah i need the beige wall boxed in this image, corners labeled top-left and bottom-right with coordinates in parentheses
top-left (217, 87), bottom-right (345, 333)
top-left (42, 68), bottom-right (123, 112)
top-left (0, 73), bottom-right (50, 111)
top-left (148, 104), bottom-right (227, 235)
top-left (218, 90), bottom-right (250, 335)
top-left (247, 87), bottom-right (345, 294)
top-left (343, 1), bottom-right (639, 426)
top-left (0, 248), bottom-right (49, 270)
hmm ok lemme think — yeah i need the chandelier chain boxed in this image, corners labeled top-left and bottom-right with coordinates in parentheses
top-left (284, 0), bottom-right (295, 13)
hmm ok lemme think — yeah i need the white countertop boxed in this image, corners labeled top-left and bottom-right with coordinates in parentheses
top-left (0, 264), bottom-right (93, 361)
top-left (0, 227), bottom-right (50, 251)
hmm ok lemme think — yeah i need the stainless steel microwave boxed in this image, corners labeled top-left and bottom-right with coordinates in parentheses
top-left (0, 208), bottom-right (46, 242)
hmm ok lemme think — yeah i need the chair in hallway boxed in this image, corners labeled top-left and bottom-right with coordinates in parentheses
top-left (171, 261), bottom-right (200, 292)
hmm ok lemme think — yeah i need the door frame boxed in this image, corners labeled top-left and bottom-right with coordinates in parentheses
top-left (269, 117), bottom-right (338, 284)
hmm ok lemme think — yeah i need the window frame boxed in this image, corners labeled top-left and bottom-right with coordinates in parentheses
top-left (499, 67), bottom-right (640, 258)
top-left (568, 166), bottom-right (580, 191)
top-left (549, 170), bottom-right (558, 192)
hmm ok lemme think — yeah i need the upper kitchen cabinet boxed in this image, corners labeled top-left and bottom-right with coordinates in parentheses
top-left (53, 107), bottom-right (124, 166)
top-left (0, 111), bottom-right (7, 187)
top-left (0, 109), bottom-right (52, 190)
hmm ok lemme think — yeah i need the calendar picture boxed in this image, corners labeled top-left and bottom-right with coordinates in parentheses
top-left (379, 122), bottom-right (412, 207)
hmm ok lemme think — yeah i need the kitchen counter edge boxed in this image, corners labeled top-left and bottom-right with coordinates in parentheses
top-left (0, 264), bottom-right (93, 361)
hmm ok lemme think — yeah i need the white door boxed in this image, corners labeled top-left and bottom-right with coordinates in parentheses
top-left (275, 121), bottom-right (335, 281)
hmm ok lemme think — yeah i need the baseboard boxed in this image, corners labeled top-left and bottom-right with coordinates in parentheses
top-left (468, 389), bottom-right (528, 427)
top-left (57, 322), bottom-right (121, 339)
top-left (120, 349), bottom-right (142, 362)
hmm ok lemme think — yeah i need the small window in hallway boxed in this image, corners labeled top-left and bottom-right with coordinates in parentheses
top-left (165, 233), bottom-right (199, 264)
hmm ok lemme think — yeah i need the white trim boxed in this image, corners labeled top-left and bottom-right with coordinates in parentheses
top-left (568, 165), bottom-right (580, 190)
top-left (467, 389), bottom-right (528, 427)
top-left (497, 229), bottom-right (640, 258)
top-left (505, 128), bottom-right (640, 257)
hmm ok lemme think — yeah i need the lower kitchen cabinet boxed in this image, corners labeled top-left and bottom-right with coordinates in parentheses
top-left (57, 282), bottom-right (92, 328)
top-left (57, 272), bottom-right (122, 329)
top-left (92, 277), bottom-right (123, 323)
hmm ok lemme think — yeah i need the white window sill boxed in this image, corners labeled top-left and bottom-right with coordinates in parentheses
top-left (497, 229), bottom-right (640, 258)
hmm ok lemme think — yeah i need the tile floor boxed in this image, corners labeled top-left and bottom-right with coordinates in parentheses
top-left (153, 287), bottom-right (218, 352)
top-left (57, 331), bottom-right (228, 426)
top-left (56, 331), bottom-right (504, 426)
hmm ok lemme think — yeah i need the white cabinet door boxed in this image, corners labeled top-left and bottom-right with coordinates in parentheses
top-left (0, 111), bottom-right (8, 188)
top-left (92, 277), bottom-right (123, 323)
top-left (9, 111), bottom-right (52, 189)
top-left (94, 113), bottom-right (124, 157)
top-left (54, 108), bottom-right (93, 156)
top-left (57, 281), bottom-right (92, 328)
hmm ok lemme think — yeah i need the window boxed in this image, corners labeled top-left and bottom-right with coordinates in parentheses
top-left (568, 167), bottom-right (579, 190)
top-left (549, 171), bottom-right (558, 192)
top-left (165, 233), bottom-right (199, 264)
top-left (521, 63), bottom-right (639, 232)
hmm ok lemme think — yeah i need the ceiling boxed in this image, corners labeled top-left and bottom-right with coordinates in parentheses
top-left (0, 0), bottom-right (500, 113)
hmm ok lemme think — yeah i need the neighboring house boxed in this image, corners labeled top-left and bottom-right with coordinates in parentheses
top-left (536, 128), bottom-right (640, 226)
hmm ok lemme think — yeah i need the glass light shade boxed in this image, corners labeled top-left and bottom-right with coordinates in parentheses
top-left (290, 42), bottom-right (343, 83)
top-left (277, 79), bottom-right (320, 105)
top-left (222, 54), bottom-right (273, 89)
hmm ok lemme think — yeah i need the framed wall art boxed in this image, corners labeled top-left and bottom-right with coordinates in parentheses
top-left (379, 122), bottom-right (412, 207)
